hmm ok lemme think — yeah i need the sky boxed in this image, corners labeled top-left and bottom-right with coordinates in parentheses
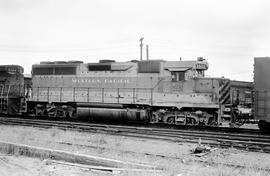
top-left (0, 0), bottom-right (270, 81)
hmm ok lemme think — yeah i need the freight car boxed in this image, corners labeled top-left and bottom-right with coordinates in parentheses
top-left (254, 57), bottom-right (270, 131)
top-left (0, 65), bottom-right (26, 114)
top-left (221, 80), bottom-right (253, 126)
top-left (25, 58), bottom-right (251, 126)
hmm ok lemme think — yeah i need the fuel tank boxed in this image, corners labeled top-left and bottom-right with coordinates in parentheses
top-left (77, 107), bottom-right (150, 122)
top-left (76, 102), bottom-right (124, 109)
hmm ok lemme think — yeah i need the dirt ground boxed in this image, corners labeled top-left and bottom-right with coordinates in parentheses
top-left (0, 154), bottom-right (109, 176)
top-left (0, 124), bottom-right (269, 176)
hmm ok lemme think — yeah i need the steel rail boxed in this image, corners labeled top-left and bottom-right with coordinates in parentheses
top-left (0, 117), bottom-right (270, 153)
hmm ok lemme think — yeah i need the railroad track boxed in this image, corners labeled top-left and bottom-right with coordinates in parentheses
top-left (0, 117), bottom-right (270, 153)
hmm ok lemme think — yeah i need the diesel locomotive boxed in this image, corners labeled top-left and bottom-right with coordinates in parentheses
top-left (0, 58), bottom-right (253, 127)
top-left (0, 65), bottom-right (26, 115)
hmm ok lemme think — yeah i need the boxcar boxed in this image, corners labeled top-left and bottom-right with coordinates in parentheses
top-left (254, 57), bottom-right (270, 131)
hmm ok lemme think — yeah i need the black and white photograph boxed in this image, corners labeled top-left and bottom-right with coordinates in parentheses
top-left (0, 0), bottom-right (270, 175)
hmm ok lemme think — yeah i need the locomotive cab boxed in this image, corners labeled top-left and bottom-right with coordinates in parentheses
top-left (166, 57), bottom-right (208, 82)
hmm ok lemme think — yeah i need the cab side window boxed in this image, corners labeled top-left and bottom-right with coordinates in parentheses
top-left (171, 71), bottom-right (185, 81)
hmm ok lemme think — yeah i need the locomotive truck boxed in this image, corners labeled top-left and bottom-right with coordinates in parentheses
top-left (0, 58), bottom-right (253, 126)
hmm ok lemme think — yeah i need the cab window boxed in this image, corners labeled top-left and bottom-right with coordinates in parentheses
top-left (171, 71), bottom-right (185, 81)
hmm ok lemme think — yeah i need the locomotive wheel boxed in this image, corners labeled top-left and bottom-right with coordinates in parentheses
top-left (150, 112), bottom-right (159, 123)
top-left (151, 112), bottom-right (163, 123)
top-left (167, 117), bottom-right (175, 124)
top-left (48, 108), bottom-right (57, 117)
top-left (187, 117), bottom-right (197, 125)
top-left (48, 108), bottom-right (63, 117)
top-left (207, 117), bottom-right (217, 126)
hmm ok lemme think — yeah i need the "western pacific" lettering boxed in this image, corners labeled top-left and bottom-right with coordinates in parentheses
top-left (72, 78), bottom-right (130, 84)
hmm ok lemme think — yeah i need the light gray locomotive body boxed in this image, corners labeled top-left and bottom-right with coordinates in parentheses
top-left (28, 59), bottom-right (241, 125)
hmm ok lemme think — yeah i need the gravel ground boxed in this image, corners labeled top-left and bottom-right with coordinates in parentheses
top-left (0, 125), bottom-right (269, 176)
top-left (0, 154), bottom-right (123, 176)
